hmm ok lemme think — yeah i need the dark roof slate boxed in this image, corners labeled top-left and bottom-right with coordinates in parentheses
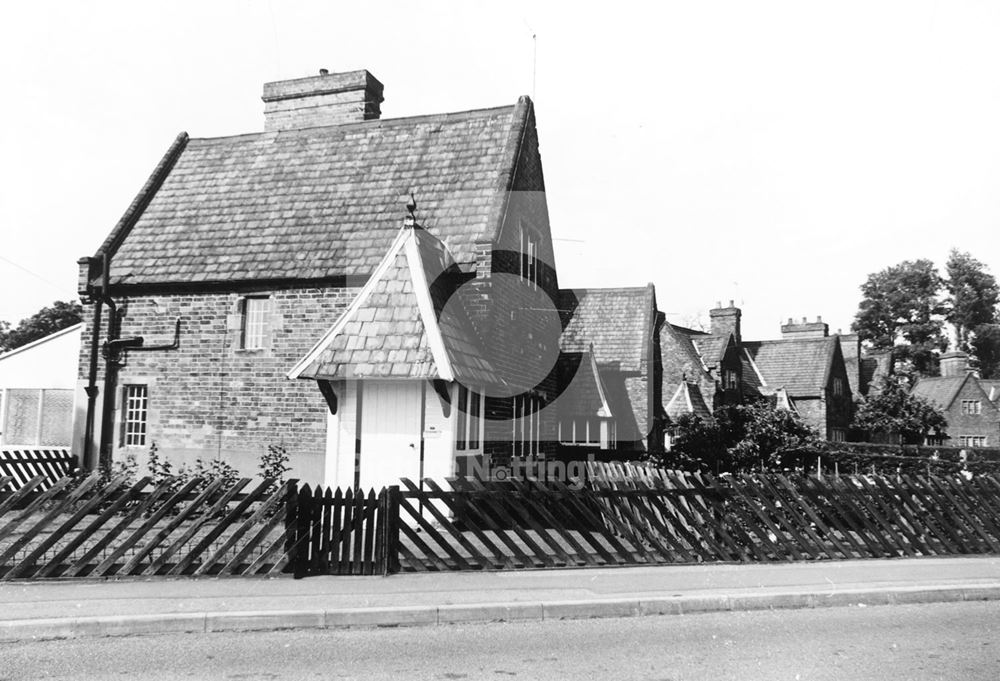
top-left (107, 103), bottom-right (527, 285)
top-left (910, 375), bottom-right (972, 410)
top-left (742, 336), bottom-right (837, 396)
top-left (558, 286), bottom-right (654, 373)
top-left (290, 226), bottom-right (497, 384)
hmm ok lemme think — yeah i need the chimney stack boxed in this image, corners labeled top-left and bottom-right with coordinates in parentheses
top-left (781, 316), bottom-right (829, 339)
top-left (262, 69), bottom-right (384, 132)
top-left (940, 351), bottom-right (975, 378)
top-left (709, 300), bottom-right (741, 344)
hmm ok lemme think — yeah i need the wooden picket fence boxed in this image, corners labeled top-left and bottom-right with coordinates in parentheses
top-left (375, 470), bottom-right (1000, 571)
top-left (0, 473), bottom-right (293, 580)
top-left (7, 466), bottom-right (1000, 580)
top-left (0, 448), bottom-right (77, 491)
top-left (287, 484), bottom-right (389, 577)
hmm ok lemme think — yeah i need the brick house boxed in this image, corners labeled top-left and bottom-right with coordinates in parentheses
top-left (658, 303), bottom-right (744, 423)
top-left (658, 304), bottom-right (853, 441)
top-left (742, 317), bottom-right (853, 441)
top-left (910, 352), bottom-right (1000, 448)
top-left (74, 69), bottom-right (563, 486)
top-left (556, 286), bottom-right (663, 455)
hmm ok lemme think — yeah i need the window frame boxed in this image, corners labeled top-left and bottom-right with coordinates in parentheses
top-left (518, 222), bottom-right (541, 289)
top-left (241, 296), bottom-right (270, 350)
top-left (961, 400), bottom-right (982, 416)
top-left (121, 384), bottom-right (149, 448)
top-left (455, 385), bottom-right (483, 452)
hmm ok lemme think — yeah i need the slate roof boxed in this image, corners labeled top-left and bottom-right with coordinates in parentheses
top-left (102, 101), bottom-right (532, 286)
top-left (289, 226), bottom-right (498, 384)
top-left (981, 380), bottom-right (1000, 403)
top-left (910, 375), bottom-right (973, 410)
top-left (741, 337), bottom-right (838, 396)
top-left (690, 335), bottom-right (728, 368)
top-left (558, 286), bottom-right (655, 373)
top-left (556, 348), bottom-right (613, 420)
top-left (665, 382), bottom-right (713, 422)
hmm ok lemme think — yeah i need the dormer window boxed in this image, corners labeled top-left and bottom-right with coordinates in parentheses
top-left (832, 377), bottom-right (844, 397)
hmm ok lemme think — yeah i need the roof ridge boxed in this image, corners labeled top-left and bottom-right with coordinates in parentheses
top-left (187, 103), bottom-right (519, 143)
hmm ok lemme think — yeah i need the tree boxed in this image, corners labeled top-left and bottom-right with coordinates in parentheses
top-left (851, 377), bottom-right (947, 445)
top-left (944, 249), bottom-right (999, 350)
top-left (971, 324), bottom-right (1000, 379)
top-left (852, 259), bottom-right (947, 375)
top-left (660, 399), bottom-right (819, 473)
top-left (0, 300), bottom-right (84, 352)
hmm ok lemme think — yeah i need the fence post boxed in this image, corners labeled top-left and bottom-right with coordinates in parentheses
top-left (380, 485), bottom-right (401, 576)
top-left (282, 480), bottom-right (299, 577)
top-left (293, 484), bottom-right (314, 579)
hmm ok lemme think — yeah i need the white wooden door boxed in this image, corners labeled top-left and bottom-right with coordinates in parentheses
top-left (358, 381), bottom-right (423, 492)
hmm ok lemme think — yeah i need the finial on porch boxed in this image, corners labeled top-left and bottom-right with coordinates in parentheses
top-left (402, 191), bottom-right (417, 228)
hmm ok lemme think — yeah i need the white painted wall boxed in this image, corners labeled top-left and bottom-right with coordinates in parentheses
top-left (0, 324), bottom-right (82, 446)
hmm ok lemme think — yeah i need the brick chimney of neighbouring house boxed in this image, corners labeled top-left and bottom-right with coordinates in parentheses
top-left (940, 351), bottom-right (973, 377)
top-left (710, 300), bottom-right (741, 344)
top-left (262, 69), bottom-right (384, 132)
top-left (781, 316), bottom-right (829, 339)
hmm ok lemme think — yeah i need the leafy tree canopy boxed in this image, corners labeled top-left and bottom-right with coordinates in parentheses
top-left (0, 300), bottom-right (83, 352)
top-left (659, 399), bottom-right (819, 473)
top-left (851, 376), bottom-right (948, 445)
top-left (971, 324), bottom-right (1000, 379)
top-left (852, 259), bottom-right (947, 376)
top-left (945, 249), bottom-right (999, 350)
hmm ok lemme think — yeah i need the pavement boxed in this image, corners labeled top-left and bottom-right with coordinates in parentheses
top-left (1, 556), bottom-right (999, 642)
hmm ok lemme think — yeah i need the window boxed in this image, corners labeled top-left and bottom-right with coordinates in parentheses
top-left (830, 428), bottom-right (846, 443)
top-left (512, 394), bottom-right (542, 457)
top-left (122, 385), bottom-right (148, 447)
top-left (241, 296), bottom-right (269, 349)
top-left (832, 377), bottom-right (845, 397)
top-left (519, 223), bottom-right (540, 288)
top-left (959, 435), bottom-right (988, 448)
top-left (961, 400), bottom-right (982, 416)
top-left (455, 385), bottom-right (482, 451)
top-left (559, 417), bottom-right (614, 448)
top-left (1, 389), bottom-right (73, 446)
top-left (723, 369), bottom-right (738, 391)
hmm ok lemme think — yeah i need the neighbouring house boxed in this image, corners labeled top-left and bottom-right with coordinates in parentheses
top-left (659, 301), bottom-right (743, 425)
top-left (910, 352), bottom-right (1000, 448)
top-left (556, 285), bottom-right (663, 455)
top-left (742, 317), bottom-right (853, 441)
top-left (0, 324), bottom-right (82, 448)
top-left (74, 69), bottom-right (562, 487)
top-left (839, 332), bottom-right (893, 399)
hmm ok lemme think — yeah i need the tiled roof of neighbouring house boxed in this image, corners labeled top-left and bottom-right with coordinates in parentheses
top-left (103, 101), bottom-right (531, 286)
top-left (690, 335), bottom-right (729, 368)
top-left (742, 336), bottom-right (838, 396)
top-left (289, 226), bottom-right (499, 385)
top-left (979, 379), bottom-right (1000, 403)
top-left (665, 382), bottom-right (713, 422)
top-left (910, 375), bottom-right (975, 411)
top-left (558, 286), bottom-right (655, 373)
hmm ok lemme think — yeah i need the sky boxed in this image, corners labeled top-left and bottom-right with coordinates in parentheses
top-left (1, 0), bottom-right (998, 341)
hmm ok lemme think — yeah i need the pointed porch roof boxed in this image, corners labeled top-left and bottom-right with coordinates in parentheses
top-left (288, 226), bottom-right (500, 385)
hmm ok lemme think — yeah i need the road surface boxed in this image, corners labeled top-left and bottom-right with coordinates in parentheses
top-left (3, 601), bottom-right (998, 679)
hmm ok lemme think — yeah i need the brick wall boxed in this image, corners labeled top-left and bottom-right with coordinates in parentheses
top-left (943, 380), bottom-right (1000, 446)
top-left (75, 285), bottom-right (358, 482)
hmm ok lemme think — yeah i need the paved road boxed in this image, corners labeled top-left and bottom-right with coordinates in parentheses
top-left (4, 601), bottom-right (999, 680)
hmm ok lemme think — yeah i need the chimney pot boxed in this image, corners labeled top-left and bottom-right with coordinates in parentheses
top-left (319, 68), bottom-right (329, 75)
top-left (802, 317), bottom-right (807, 324)
top-left (817, 316), bottom-right (822, 323)
top-left (728, 299), bottom-right (734, 307)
